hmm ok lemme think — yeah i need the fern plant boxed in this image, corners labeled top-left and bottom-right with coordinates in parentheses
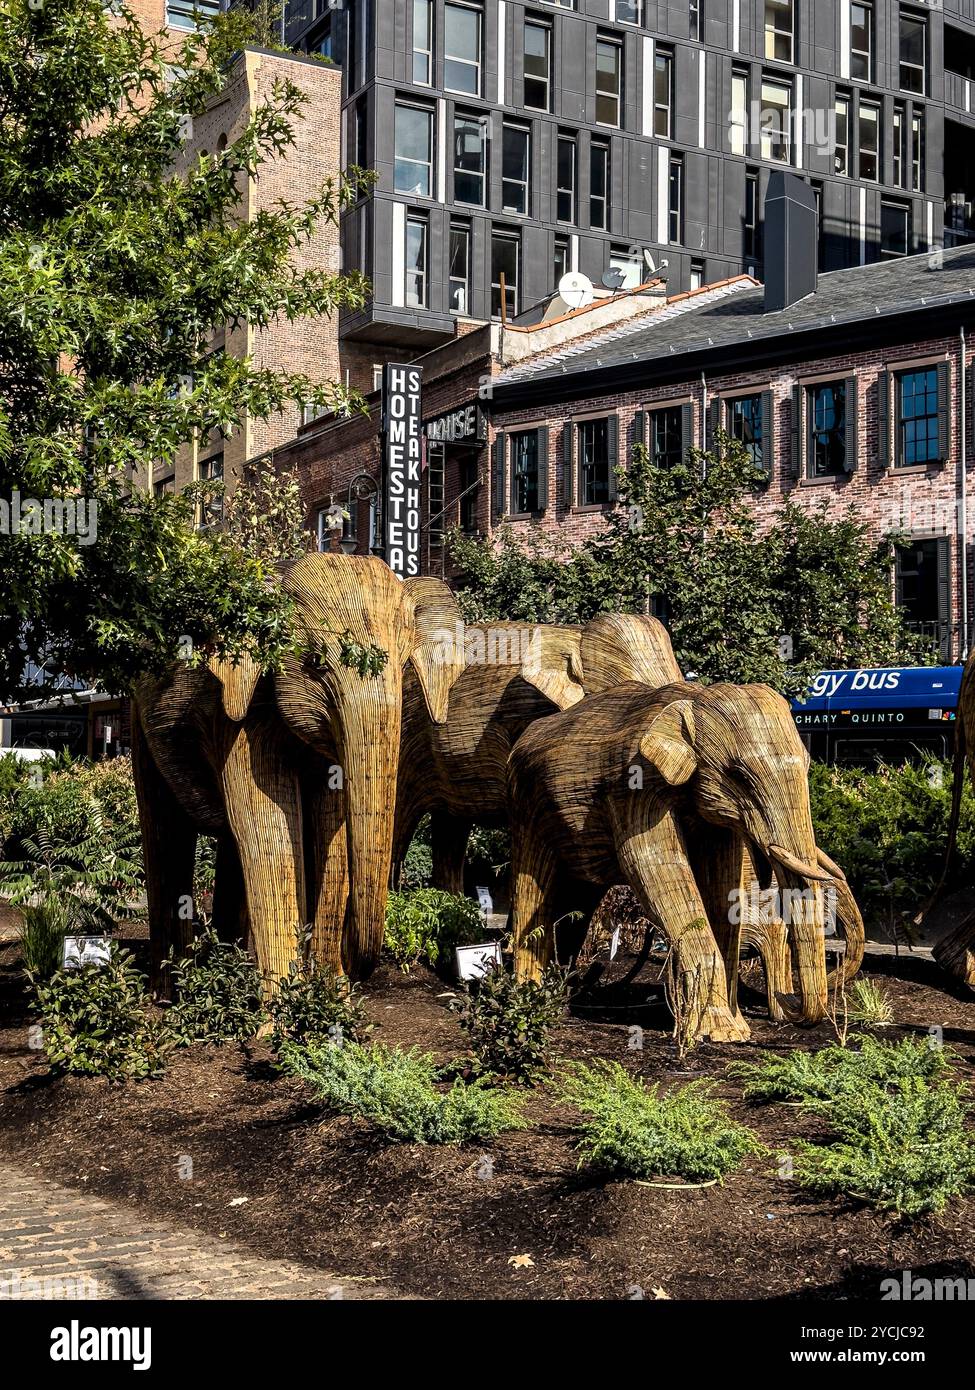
top-left (793, 1077), bottom-right (975, 1217)
top-left (279, 1039), bottom-right (528, 1144)
top-left (555, 1062), bottom-right (762, 1183)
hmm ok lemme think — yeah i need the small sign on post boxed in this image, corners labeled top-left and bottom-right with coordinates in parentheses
top-left (475, 885), bottom-right (493, 918)
top-left (455, 941), bottom-right (503, 982)
top-left (62, 936), bottom-right (112, 970)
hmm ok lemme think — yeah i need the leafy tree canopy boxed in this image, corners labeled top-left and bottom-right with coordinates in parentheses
top-left (0, 0), bottom-right (368, 702)
top-left (449, 436), bottom-right (932, 696)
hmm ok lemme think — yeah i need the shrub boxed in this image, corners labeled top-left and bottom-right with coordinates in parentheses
top-left (164, 927), bottom-right (265, 1045)
top-left (848, 978), bottom-right (894, 1027)
top-left (383, 889), bottom-right (483, 972)
top-left (279, 1039), bottom-right (528, 1144)
top-left (793, 1077), bottom-right (975, 1217)
top-left (19, 895), bottom-right (71, 981)
top-left (0, 811), bottom-right (142, 933)
top-left (32, 948), bottom-right (169, 1080)
top-left (268, 952), bottom-right (369, 1051)
top-left (808, 759), bottom-right (975, 943)
top-left (555, 1063), bottom-right (762, 1183)
top-left (730, 1033), bottom-right (952, 1105)
top-left (455, 964), bottom-right (568, 1084)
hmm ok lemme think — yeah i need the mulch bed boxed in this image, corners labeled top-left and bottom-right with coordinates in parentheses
top-left (2, 932), bottom-right (975, 1301)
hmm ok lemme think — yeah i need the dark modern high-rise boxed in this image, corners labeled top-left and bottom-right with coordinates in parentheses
top-left (281, 0), bottom-right (975, 354)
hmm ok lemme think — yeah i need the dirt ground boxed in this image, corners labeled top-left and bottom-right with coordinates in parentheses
top-left (2, 930), bottom-right (975, 1302)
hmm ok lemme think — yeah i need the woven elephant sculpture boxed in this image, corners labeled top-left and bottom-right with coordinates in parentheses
top-left (392, 579), bottom-right (684, 893)
top-left (132, 554), bottom-right (461, 991)
top-left (507, 680), bottom-right (865, 1044)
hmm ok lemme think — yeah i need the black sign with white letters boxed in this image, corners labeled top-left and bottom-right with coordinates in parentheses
top-left (382, 362), bottom-right (423, 579)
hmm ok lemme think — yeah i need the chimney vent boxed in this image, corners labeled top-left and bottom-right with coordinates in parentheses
top-left (763, 171), bottom-right (818, 313)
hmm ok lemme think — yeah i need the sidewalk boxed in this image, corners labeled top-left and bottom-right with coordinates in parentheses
top-left (0, 1162), bottom-right (398, 1300)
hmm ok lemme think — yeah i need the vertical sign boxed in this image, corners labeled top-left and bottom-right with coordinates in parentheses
top-left (382, 362), bottom-right (423, 578)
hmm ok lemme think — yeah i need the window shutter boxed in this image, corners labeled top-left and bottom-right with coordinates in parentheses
top-left (562, 421), bottom-right (575, 508)
top-left (877, 371), bottom-right (890, 468)
top-left (937, 361), bottom-right (951, 462)
top-left (843, 376), bottom-right (858, 473)
top-left (632, 410), bottom-right (647, 452)
top-left (509, 438), bottom-right (519, 515)
top-left (680, 402), bottom-right (695, 458)
top-left (706, 398), bottom-right (721, 452)
top-left (607, 414), bottom-right (619, 502)
top-left (936, 536), bottom-right (953, 660)
top-left (493, 433), bottom-right (506, 519)
top-left (537, 426), bottom-right (549, 510)
top-left (760, 390), bottom-right (774, 482)
top-left (790, 384), bottom-right (802, 480)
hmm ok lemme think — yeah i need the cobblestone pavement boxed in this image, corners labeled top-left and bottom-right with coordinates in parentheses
top-left (0, 1163), bottom-right (397, 1300)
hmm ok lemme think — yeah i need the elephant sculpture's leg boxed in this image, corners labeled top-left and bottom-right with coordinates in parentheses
top-left (614, 809), bottom-right (750, 1043)
top-left (430, 811), bottom-right (470, 896)
top-left (211, 834), bottom-right (249, 946)
top-left (510, 829), bottom-right (560, 982)
top-left (130, 715), bottom-right (198, 997)
top-left (932, 906), bottom-right (975, 988)
top-left (305, 781), bottom-right (348, 975)
top-left (218, 720), bottom-right (306, 987)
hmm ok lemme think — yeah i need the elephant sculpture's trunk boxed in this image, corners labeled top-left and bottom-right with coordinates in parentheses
top-left (335, 686), bottom-right (403, 979)
top-left (765, 840), bottom-right (831, 1025)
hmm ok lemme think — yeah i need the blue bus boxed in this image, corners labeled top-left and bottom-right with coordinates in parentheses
top-left (790, 666), bottom-right (963, 766)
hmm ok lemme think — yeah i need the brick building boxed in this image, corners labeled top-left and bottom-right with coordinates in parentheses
top-left (281, 224), bottom-right (975, 660)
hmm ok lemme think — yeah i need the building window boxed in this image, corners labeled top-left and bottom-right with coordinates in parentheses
top-left (616, 0), bottom-right (643, 24)
top-left (445, 2), bottom-right (482, 95)
top-left (394, 104), bottom-right (433, 196)
top-left (727, 394), bottom-right (764, 469)
top-left (491, 231), bottom-right (520, 318)
top-left (590, 142), bottom-right (609, 230)
top-left (895, 538), bottom-right (949, 652)
top-left (850, 2), bottom-right (873, 81)
top-left (449, 223), bottom-right (471, 314)
top-left (760, 79), bottom-right (792, 163)
top-left (649, 406), bottom-right (684, 468)
top-left (744, 169), bottom-right (761, 262)
top-left (405, 216), bottom-right (428, 307)
top-left (892, 103), bottom-right (906, 187)
top-left (610, 246), bottom-right (642, 288)
top-left (511, 430), bottom-right (540, 512)
top-left (896, 368), bottom-right (939, 465)
top-left (354, 97), bottom-right (369, 169)
top-left (454, 114), bottom-right (487, 205)
top-left (166, 0), bottom-right (220, 29)
top-left (730, 69), bottom-right (748, 156)
top-left (502, 124), bottom-right (531, 215)
top-left (764, 0), bottom-right (794, 64)
top-left (858, 100), bottom-right (879, 182)
top-left (557, 134), bottom-right (576, 222)
top-left (881, 200), bottom-right (910, 258)
top-left (412, 0), bottom-right (433, 84)
top-left (654, 50), bottom-right (673, 139)
top-left (595, 37), bottom-right (622, 127)
top-left (834, 95), bottom-right (850, 176)
top-left (578, 418), bottom-right (612, 505)
top-left (899, 10), bottom-right (926, 94)
top-left (524, 20), bottom-right (551, 111)
top-left (689, 0), bottom-right (703, 42)
top-left (668, 155), bottom-right (683, 244)
top-left (911, 110), bottom-right (924, 192)
top-left (197, 454), bottom-right (224, 526)
top-left (808, 381), bottom-right (847, 477)
top-left (690, 259), bottom-right (704, 289)
top-left (553, 236), bottom-right (569, 287)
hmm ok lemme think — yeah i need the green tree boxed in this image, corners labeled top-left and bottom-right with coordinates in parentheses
top-left (449, 435), bottom-right (930, 696)
top-left (0, 0), bottom-right (369, 702)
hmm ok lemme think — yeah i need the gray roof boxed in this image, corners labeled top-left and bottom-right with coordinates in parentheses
top-left (495, 245), bottom-right (975, 392)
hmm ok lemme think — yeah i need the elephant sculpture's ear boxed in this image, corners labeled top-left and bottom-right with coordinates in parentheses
top-left (208, 653), bottom-right (262, 722)
top-left (404, 577), bottom-right (467, 724)
top-left (638, 698), bottom-right (697, 786)
top-left (519, 628), bottom-right (585, 709)
top-left (580, 613), bottom-right (683, 693)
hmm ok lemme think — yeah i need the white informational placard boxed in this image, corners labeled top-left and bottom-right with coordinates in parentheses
top-left (455, 941), bottom-right (502, 982)
top-left (475, 885), bottom-right (493, 918)
top-left (62, 936), bottom-right (112, 970)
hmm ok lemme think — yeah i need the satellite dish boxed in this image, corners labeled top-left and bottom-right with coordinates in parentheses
top-left (557, 271), bottom-right (594, 310)
top-left (601, 267), bottom-right (627, 291)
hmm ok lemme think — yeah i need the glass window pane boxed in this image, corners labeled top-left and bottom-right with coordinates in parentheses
top-left (394, 106), bottom-right (432, 195)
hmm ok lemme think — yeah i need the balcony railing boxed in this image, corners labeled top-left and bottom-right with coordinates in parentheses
top-left (903, 620), bottom-right (974, 665)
